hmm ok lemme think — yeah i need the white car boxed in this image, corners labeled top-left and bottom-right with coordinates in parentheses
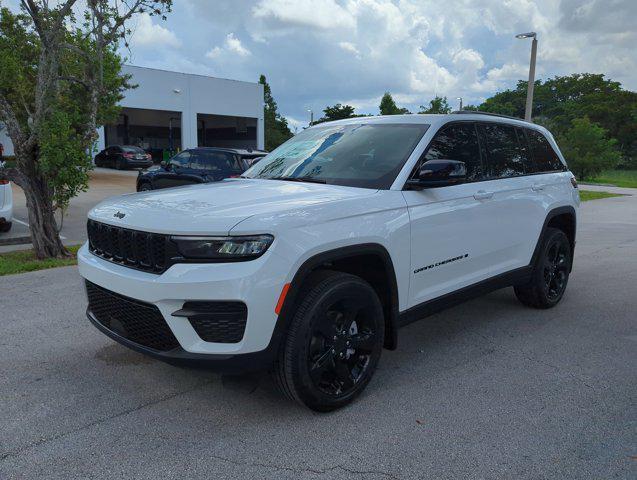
top-left (79, 112), bottom-right (579, 411)
top-left (0, 177), bottom-right (13, 233)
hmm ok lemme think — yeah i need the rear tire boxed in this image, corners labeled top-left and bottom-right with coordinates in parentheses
top-left (0, 221), bottom-right (12, 233)
top-left (514, 227), bottom-right (571, 309)
top-left (274, 270), bottom-right (384, 412)
top-left (138, 182), bottom-right (152, 192)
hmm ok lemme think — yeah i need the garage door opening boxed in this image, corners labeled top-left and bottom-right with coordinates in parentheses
top-left (104, 108), bottom-right (182, 162)
top-left (197, 114), bottom-right (257, 149)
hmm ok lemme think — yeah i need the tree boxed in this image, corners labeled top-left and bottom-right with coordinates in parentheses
top-left (259, 74), bottom-right (292, 151)
top-left (559, 117), bottom-right (621, 180)
top-left (379, 92), bottom-right (409, 115)
top-left (0, 1), bottom-right (171, 259)
top-left (419, 96), bottom-right (451, 114)
top-left (476, 74), bottom-right (637, 165)
top-left (313, 103), bottom-right (371, 124)
top-left (316, 103), bottom-right (356, 123)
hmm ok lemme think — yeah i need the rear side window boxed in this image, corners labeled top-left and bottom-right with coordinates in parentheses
top-left (192, 151), bottom-right (242, 172)
top-left (527, 130), bottom-right (564, 172)
top-left (480, 123), bottom-right (526, 178)
top-left (515, 128), bottom-right (535, 173)
top-left (424, 123), bottom-right (483, 181)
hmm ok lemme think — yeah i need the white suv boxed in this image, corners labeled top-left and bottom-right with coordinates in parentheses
top-left (0, 176), bottom-right (13, 233)
top-left (79, 113), bottom-right (579, 411)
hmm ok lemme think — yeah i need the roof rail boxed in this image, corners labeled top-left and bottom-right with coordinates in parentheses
top-left (451, 110), bottom-right (526, 122)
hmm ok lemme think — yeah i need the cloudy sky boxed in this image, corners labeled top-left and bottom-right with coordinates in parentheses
top-left (9, 0), bottom-right (637, 130)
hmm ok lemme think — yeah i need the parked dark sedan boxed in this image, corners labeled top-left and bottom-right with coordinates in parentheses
top-left (136, 147), bottom-right (267, 191)
top-left (95, 145), bottom-right (153, 170)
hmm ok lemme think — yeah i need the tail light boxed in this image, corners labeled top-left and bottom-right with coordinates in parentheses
top-left (570, 177), bottom-right (578, 189)
top-left (0, 180), bottom-right (9, 185)
top-left (146, 154), bottom-right (152, 160)
top-left (123, 153), bottom-right (134, 159)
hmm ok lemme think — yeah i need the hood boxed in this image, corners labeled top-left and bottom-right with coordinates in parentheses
top-left (89, 178), bottom-right (377, 235)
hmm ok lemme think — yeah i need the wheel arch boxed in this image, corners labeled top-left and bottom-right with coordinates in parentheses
top-left (276, 243), bottom-right (400, 351)
top-left (532, 206), bottom-right (577, 271)
top-left (137, 178), bottom-right (153, 191)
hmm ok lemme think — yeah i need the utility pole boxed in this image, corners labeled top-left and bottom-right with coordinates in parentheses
top-left (516, 32), bottom-right (538, 122)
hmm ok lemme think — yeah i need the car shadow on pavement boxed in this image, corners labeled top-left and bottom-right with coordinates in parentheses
top-left (90, 286), bottom-right (536, 417)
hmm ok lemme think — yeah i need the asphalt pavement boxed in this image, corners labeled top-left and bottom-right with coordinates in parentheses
top-left (0, 189), bottom-right (635, 479)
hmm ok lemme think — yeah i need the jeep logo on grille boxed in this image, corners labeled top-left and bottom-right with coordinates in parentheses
top-left (113, 211), bottom-right (126, 219)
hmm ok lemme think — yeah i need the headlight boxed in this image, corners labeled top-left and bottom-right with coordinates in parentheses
top-left (170, 235), bottom-right (274, 261)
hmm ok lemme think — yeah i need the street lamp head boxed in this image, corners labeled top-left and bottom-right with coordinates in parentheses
top-left (516, 32), bottom-right (536, 39)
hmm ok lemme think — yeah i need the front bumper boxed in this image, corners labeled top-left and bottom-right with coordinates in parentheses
top-left (78, 243), bottom-right (291, 371)
top-left (86, 309), bottom-right (278, 373)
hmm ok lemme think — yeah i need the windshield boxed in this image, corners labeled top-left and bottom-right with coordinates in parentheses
top-left (243, 123), bottom-right (429, 189)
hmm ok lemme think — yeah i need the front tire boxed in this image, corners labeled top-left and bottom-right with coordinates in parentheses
top-left (0, 221), bottom-right (12, 233)
top-left (274, 271), bottom-right (384, 412)
top-left (138, 182), bottom-right (152, 192)
top-left (514, 227), bottom-right (571, 309)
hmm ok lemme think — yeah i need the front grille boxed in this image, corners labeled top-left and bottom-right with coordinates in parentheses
top-left (177, 301), bottom-right (247, 343)
top-left (86, 281), bottom-right (180, 351)
top-left (87, 219), bottom-right (168, 273)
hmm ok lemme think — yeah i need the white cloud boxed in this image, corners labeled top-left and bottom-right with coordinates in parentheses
top-left (252, 0), bottom-right (355, 30)
top-left (226, 33), bottom-right (251, 56)
top-left (205, 47), bottom-right (223, 59)
top-left (338, 42), bottom-right (361, 58)
top-left (206, 33), bottom-right (251, 60)
top-left (129, 13), bottom-right (181, 48)
top-left (115, 0), bottom-right (637, 121)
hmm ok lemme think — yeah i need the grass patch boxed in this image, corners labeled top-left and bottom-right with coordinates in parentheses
top-left (0, 245), bottom-right (80, 276)
top-left (579, 190), bottom-right (623, 202)
top-left (586, 170), bottom-right (637, 188)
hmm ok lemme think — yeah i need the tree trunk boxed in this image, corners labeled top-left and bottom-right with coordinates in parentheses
top-left (21, 174), bottom-right (69, 259)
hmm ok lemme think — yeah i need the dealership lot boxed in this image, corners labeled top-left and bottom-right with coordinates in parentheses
top-left (1, 190), bottom-right (635, 479)
top-left (6, 168), bottom-right (137, 248)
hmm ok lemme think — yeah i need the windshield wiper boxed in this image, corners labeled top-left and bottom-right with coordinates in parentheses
top-left (268, 176), bottom-right (327, 184)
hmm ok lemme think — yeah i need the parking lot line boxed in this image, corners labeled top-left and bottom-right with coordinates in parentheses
top-left (13, 217), bottom-right (67, 240)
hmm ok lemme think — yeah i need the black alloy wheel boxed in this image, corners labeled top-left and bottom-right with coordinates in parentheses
top-left (308, 298), bottom-right (378, 397)
top-left (275, 270), bottom-right (384, 411)
top-left (543, 238), bottom-right (569, 301)
top-left (514, 227), bottom-right (572, 309)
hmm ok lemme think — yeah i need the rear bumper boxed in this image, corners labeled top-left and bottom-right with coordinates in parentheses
top-left (125, 160), bottom-right (153, 168)
top-left (0, 190), bottom-right (12, 219)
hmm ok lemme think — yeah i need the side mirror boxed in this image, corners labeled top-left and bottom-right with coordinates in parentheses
top-left (160, 160), bottom-right (169, 170)
top-left (406, 159), bottom-right (467, 189)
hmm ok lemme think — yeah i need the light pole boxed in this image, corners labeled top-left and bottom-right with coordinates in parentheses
top-left (456, 97), bottom-right (463, 110)
top-left (516, 32), bottom-right (537, 122)
top-left (307, 109), bottom-right (314, 126)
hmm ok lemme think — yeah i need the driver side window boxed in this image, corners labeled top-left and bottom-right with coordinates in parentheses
top-left (170, 151), bottom-right (191, 168)
top-left (424, 123), bottom-right (484, 181)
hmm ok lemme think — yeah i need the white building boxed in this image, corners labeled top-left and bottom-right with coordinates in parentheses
top-left (0, 65), bottom-right (265, 158)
